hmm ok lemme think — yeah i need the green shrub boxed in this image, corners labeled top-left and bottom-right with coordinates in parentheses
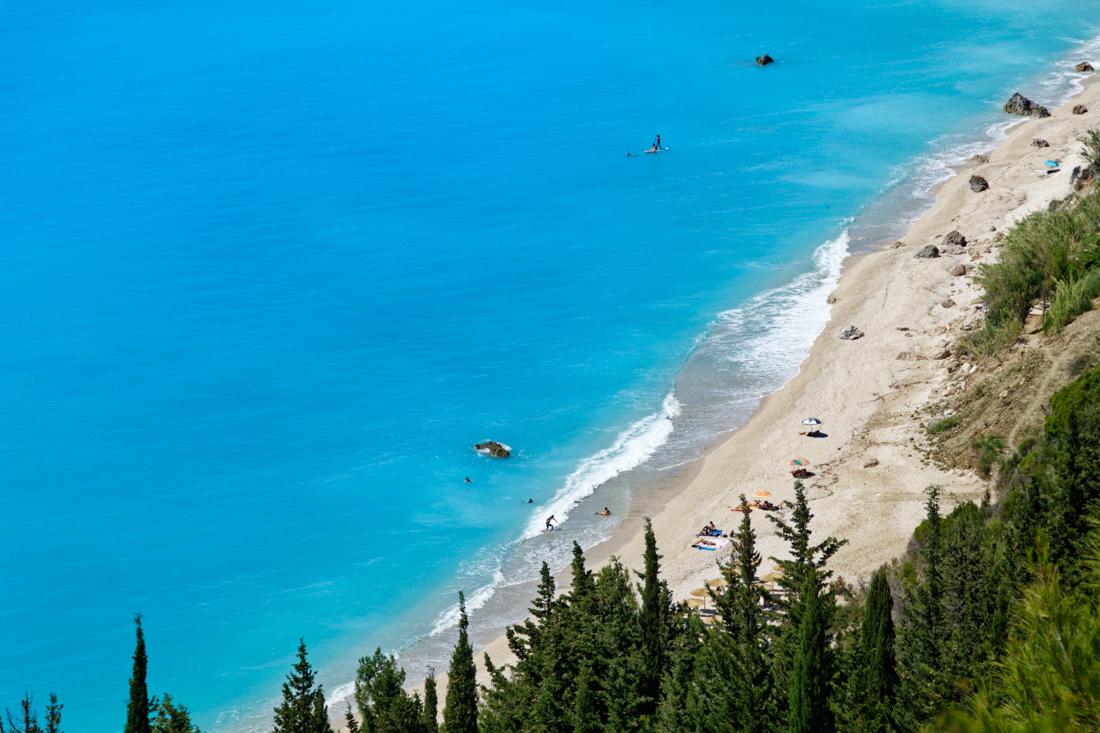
top-left (1044, 269), bottom-right (1100, 333)
top-left (972, 435), bottom-right (1004, 478)
top-left (1081, 128), bottom-right (1100, 174)
top-left (929, 416), bottom-right (960, 434)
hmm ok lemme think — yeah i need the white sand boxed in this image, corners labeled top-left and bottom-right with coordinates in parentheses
top-left (470, 74), bottom-right (1100, 675)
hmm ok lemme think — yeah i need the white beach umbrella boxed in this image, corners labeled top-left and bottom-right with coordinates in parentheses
top-left (801, 417), bottom-right (823, 426)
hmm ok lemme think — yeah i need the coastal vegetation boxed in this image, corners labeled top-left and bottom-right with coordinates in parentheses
top-left (966, 139), bottom-right (1100, 354)
top-left (12, 357), bottom-right (1100, 732)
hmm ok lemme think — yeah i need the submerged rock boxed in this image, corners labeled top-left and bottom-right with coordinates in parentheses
top-left (1032, 138), bottom-right (1050, 148)
top-left (1003, 92), bottom-right (1051, 118)
top-left (1074, 104), bottom-right (1089, 115)
top-left (474, 440), bottom-right (511, 458)
top-left (914, 245), bottom-right (940, 259)
top-left (1076, 61), bottom-right (1095, 72)
top-left (755, 53), bottom-right (775, 66)
top-left (970, 175), bottom-right (989, 192)
top-left (838, 325), bottom-right (864, 341)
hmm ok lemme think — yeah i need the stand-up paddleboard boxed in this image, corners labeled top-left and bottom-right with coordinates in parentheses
top-left (627, 147), bottom-right (670, 157)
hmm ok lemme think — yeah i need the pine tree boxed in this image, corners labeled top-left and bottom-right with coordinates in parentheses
top-left (637, 518), bottom-right (668, 718)
top-left (5, 694), bottom-right (41, 733)
top-left (787, 568), bottom-right (834, 733)
top-left (272, 640), bottom-right (333, 733)
top-left (343, 708), bottom-right (359, 733)
top-left (572, 663), bottom-right (600, 733)
top-left (125, 615), bottom-right (152, 733)
top-left (849, 568), bottom-right (898, 732)
top-left (442, 593), bottom-right (478, 733)
top-left (353, 647), bottom-right (425, 733)
top-left (151, 694), bottom-right (200, 733)
top-left (43, 695), bottom-right (61, 733)
top-left (422, 668), bottom-right (438, 733)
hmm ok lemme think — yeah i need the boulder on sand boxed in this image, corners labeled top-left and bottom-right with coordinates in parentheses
top-left (1003, 92), bottom-right (1051, 118)
top-left (970, 175), bottom-right (989, 192)
top-left (915, 244), bottom-right (940, 259)
top-left (948, 263), bottom-right (969, 277)
top-left (755, 53), bottom-right (775, 66)
top-left (474, 440), bottom-right (511, 458)
top-left (1032, 138), bottom-right (1050, 147)
top-left (943, 230), bottom-right (967, 248)
top-left (1074, 104), bottom-right (1088, 115)
top-left (838, 325), bottom-right (864, 340)
top-left (1076, 61), bottom-right (1095, 72)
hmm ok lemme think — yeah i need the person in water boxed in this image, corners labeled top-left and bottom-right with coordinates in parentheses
top-left (652, 134), bottom-right (661, 151)
top-left (545, 515), bottom-right (556, 531)
top-left (596, 507), bottom-right (611, 516)
top-left (464, 476), bottom-right (472, 484)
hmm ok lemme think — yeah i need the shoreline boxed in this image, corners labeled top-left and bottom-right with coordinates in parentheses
top-left (463, 71), bottom-right (1100, 688)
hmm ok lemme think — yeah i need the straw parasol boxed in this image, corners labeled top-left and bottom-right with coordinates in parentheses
top-left (707, 577), bottom-right (729, 590)
top-left (753, 490), bottom-right (771, 498)
top-left (689, 587), bottom-right (710, 598)
top-left (760, 571), bottom-right (785, 583)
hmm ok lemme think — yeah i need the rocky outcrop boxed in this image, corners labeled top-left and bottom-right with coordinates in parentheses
top-left (755, 53), bottom-right (775, 66)
top-left (838, 325), bottom-right (864, 340)
top-left (1032, 138), bottom-right (1050, 148)
top-left (1076, 61), bottom-right (1095, 72)
top-left (915, 245), bottom-right (940, 259)
top-left (1003, 92), bottom-right (1051, 118)
top-left (474, 441), bottom-right (511, 458)
top-left (1072, 165), bottom-right (1095, 191)
top-left (970, 175), bottom-right (989, 192)
top-left (1074, 104), bottom-right (1088, 115)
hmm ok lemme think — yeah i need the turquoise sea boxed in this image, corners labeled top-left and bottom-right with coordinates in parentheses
top-left (3, 1), bottom-right (1100, 730)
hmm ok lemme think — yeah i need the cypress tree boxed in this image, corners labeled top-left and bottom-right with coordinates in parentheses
top-left (343, 708), bottom-right (359, 733)
top-left (272, 639), bottom-right (333, 733)
top-left (637, 518), bottom-right (667, 717)
top-left (852, 568), bottom-right (898, 732)
top-left (7, 694), bottom-right (41, 733)
top-left (125, 615), bottom-right (152, 733)
top-left (572, 663), bottom-right (600, 733)
top-left (442, 593), bottom-right (478, 733)
top-left (422, 669), bottom-right (438, 733)
top-left (787, 568), bottom-right (833, 733)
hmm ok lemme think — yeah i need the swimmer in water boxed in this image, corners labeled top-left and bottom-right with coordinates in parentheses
top-left (596, 507), bottom-right (611, 516)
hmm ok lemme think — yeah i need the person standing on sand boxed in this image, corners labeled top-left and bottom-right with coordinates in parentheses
top-left (545, 515), bottom-right (556, 531)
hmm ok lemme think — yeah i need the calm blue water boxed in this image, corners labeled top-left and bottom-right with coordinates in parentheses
top-left (3, 1), bottom-right (1099, 730)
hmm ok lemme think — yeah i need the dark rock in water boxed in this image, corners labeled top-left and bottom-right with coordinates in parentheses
top-left (474, 440), bottom-right (511, 458)
top-left (838, 325), bottom-right (864, 341)
top-left (1074, 104), bottom-right (1088, 115)
top-left (1076, 61), bottom-right (1095, 72)
top-left (970, 175), bottom-right (989, 192)
top-left (943, 230), bottom-right (967, 248)
top-left (914, 245), bottom-right (940, 259)
top-left (1032, 138), bottom-right (1050, 147)
top-left (1003, 92), bottom-right (1051, 118)
top-left (755, 53), bottom-right (775, 66)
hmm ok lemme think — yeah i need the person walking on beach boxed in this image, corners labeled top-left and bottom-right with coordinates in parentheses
top-left (545, 515), bottom-right (556, 531)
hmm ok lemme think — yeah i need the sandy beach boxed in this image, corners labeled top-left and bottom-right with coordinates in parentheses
top-left (466, 72), bottom-right (1100, 677)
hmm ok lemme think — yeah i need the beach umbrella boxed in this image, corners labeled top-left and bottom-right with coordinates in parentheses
top-left (801, 417), bottom-right (823, 426)
top-left (707, 576), bottom-right (729, 589)
top-left (753, 490), bottom-right (771, 498)
top-left (685, 597), bottom-right (707, 608)
top-left (789, 458), bottom-right (810, 467)
top-left (690, 587), bottom-right (710, 598)
top-left (761, 571), bottom-right (785, 583)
